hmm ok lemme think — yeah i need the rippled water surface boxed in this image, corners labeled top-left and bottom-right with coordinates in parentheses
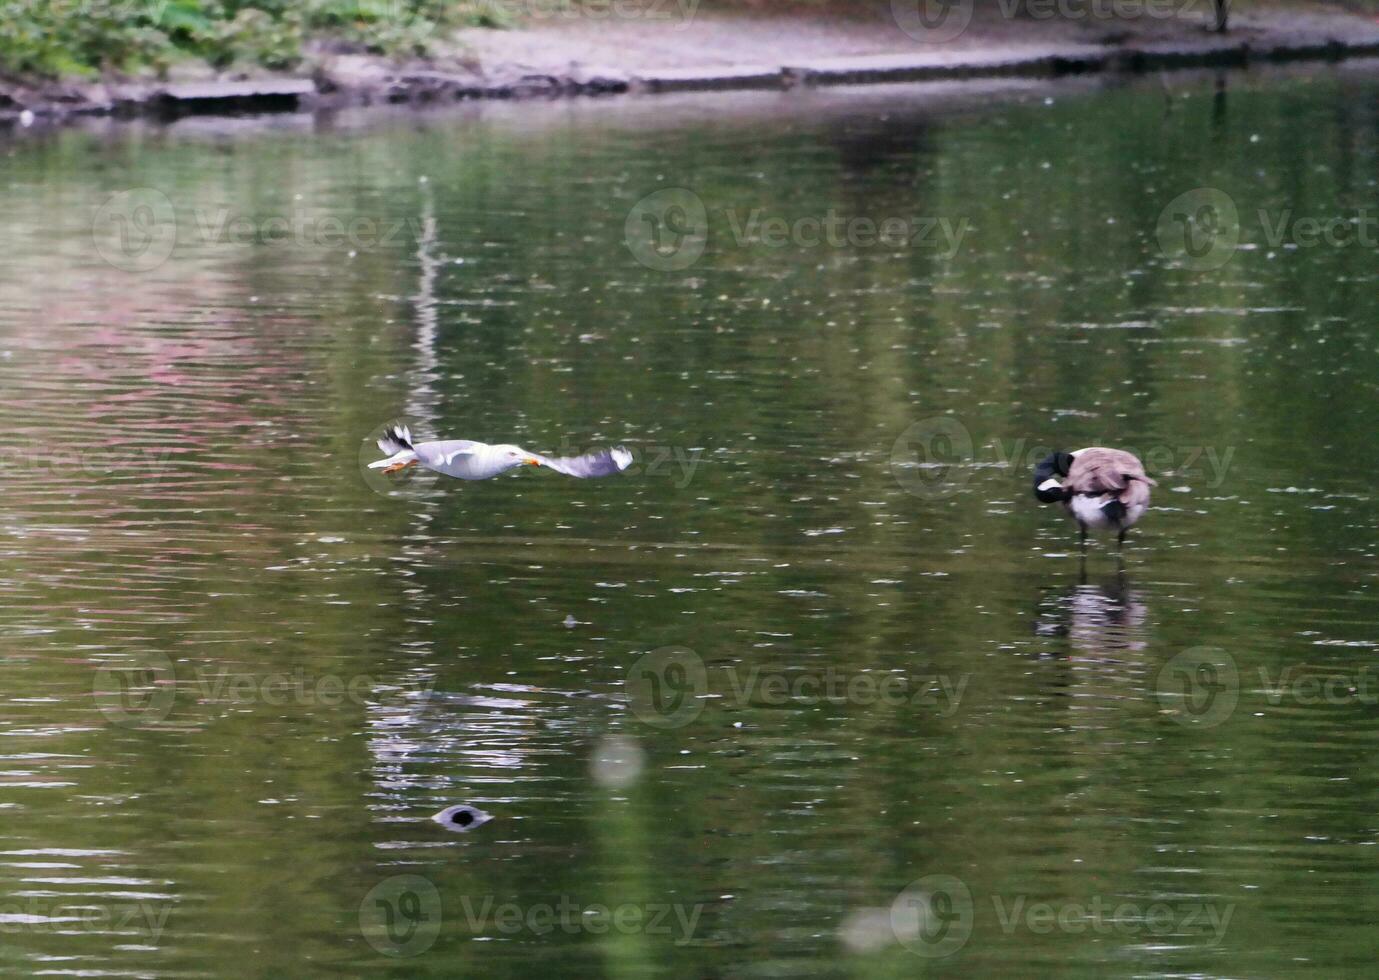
top-left (2, 68), bottom-right (1379, 977)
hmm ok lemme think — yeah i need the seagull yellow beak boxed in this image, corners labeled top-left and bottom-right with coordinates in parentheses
top-left (525, 457), bottom-right (542, 467)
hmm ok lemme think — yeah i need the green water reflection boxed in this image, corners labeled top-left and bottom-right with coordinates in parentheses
top-left (0, 68), bottom-right (1376, 977)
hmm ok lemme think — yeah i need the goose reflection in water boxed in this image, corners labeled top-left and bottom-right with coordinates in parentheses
top-left (1034, 575), bottom-right (1148, 659)
top-left (1031, 576), bottom-right (1152, 731)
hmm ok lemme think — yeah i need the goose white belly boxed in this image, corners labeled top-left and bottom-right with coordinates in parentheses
top-left (1066, 494), bottom-right (1146, 532)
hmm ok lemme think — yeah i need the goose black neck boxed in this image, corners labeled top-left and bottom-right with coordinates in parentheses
top-left (1032, 451), bottom-right (1075, 502)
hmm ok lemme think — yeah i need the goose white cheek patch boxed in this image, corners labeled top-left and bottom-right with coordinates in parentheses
top-left (1038, 478), bottom-right (1063, 492)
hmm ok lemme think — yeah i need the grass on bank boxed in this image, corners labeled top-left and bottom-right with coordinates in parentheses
top-left (0, 0), bottom-right (510, 78)
top-left (0, 0), bottom-right (900, 79)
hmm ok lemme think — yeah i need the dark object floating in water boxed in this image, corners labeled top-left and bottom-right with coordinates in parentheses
top-left (432, 804), bottom-right (493, 832)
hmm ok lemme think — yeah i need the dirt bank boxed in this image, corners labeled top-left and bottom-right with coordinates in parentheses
top-left (5, 2), bottom-right (1379, 123)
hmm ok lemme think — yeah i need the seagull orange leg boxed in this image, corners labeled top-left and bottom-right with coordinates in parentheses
top-left (382, 459), bottom-right (419, 475)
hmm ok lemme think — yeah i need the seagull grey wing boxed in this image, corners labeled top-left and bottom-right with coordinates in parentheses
top-left (418, 440), bottom-right (482, 467)
top-left (533, 447), bottom-right (633, 479)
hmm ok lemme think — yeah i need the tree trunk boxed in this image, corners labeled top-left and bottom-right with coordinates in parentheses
top-left (1212, 0), bottom-right (1229, 32)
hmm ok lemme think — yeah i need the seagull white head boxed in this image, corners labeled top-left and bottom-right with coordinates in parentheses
top-left (494, 444), bottom-right (542, 467)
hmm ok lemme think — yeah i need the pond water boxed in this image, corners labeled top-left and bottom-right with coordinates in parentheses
top-left (1, 66), bottom-right (1378, 977)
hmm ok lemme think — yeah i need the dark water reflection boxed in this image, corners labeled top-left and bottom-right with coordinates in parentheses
top-left (1, 67), bottom-right (1378, 977)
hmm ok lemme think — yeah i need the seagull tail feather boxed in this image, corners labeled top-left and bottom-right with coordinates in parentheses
top-left (376, 423), bottom-right (414, 457)
top-left (369, 423), bottom-right (418, 470)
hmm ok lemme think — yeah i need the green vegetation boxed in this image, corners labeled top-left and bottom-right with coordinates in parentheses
top-left (0, 1), bottom-right (501, 78)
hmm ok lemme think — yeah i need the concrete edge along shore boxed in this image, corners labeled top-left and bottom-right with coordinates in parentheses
top-left (6, 4), bottom-right (1379, 125)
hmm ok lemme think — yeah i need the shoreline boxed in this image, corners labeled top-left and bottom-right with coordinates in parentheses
top-left (6, 5), bottom-right (1379, 124)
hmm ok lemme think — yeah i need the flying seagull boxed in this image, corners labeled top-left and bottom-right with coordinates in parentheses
top-left (369, 424), bottom-right (633, 481)
top-left (1033, 447), bottom-right (1157, 550)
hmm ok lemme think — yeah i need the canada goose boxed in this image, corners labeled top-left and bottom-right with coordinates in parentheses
top-left (1033, 447), bottom-right (1157, 550)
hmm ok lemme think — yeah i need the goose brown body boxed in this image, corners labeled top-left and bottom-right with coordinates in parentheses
top-left (1065, 447), bottom-right (1154, 518)
top-left (1033, 446), bottom-right (1156, 545)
